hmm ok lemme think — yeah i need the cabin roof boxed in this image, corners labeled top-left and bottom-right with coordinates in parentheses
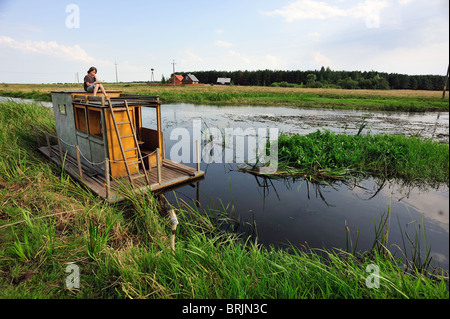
top-left (51, 90), bottom-right (161, 108)
top-left (185, 74), bottom-right (199, 82)
top-left (74, 100), bottom-right (159, 108)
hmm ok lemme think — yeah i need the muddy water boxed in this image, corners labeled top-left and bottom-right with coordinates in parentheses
top-left (142, 104), bottom-right (449, 271)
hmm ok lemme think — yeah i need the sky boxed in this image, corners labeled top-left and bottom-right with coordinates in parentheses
top-left (0, 0), bottom-right (448, 84)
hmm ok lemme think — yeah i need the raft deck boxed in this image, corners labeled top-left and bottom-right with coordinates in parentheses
top-left (38, 144), bottom-right (204, 202)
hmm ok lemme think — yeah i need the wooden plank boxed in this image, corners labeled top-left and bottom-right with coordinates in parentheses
top-left (119, 94), bottom-right (160, 100)
top-left (38, 144), bottom-right (204, 203)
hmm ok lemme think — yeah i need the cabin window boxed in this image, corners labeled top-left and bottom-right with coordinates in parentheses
top-left (88, 108), bottom-right (103, 138)
top-left (74, 105), bottom-right (87, 133)
top-left (58, 104), bottom-right (67, 115)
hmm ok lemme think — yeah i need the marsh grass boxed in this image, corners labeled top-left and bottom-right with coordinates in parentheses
top-left (0, 100), bottom-right (448, 299)
top-left (271, 130), bottom-right (449, 185)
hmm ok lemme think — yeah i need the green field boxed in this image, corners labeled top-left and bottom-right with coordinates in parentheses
top-left (1, 83), bottom-right (448, 111)
top-left (0, 100), bottom-right (448, 299)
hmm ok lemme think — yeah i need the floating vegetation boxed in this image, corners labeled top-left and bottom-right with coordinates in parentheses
top-left (260, 130), bottom-right (449, 185)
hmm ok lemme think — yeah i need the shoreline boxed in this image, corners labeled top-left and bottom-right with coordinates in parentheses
top-left (0, 83), bottom-right (448, 112)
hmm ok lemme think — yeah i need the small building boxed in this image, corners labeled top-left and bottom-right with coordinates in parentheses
top-left (217, 77), bottom-right (231, 85)
top-left (172, 74), bottom-right (184, 85)
top-left (182, 74), bottom-right (199, 85)
top-left (38, 90), bottom-right (204, 202)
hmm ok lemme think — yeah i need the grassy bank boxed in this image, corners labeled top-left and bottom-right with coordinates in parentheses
top-left (1, 83), bottom-right (448, 111)
top-left (0, 101), bottom-right (448, 299)
top-left (270, 130), bottom-right (449, 185)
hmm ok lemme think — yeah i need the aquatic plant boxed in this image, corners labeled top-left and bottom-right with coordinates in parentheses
top-left (272, 130), bottom-right (449, 185)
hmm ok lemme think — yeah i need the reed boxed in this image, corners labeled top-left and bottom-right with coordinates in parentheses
top-left (271, 130), bottom-right (449, 185)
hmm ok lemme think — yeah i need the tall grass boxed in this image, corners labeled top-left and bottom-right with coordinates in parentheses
top-left (0, 100), bottom-right (448, 299)
top-left (273, 130), bottom-right (449, 185)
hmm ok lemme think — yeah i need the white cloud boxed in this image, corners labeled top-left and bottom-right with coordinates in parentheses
top-left (180, 49), bottom-right (204, 65)
top-left (350, 0), bottom-right (390, 28)
top-left (265, 54), bottom-right (281, 68)
top-left (308, 32), bottom-right (321, 42)
top-left (312, 51), bottom-right (333, 68)
top-left (265, 0), bottom-right (347, 21)
top-left (367, 41), bottom-right (449, 74)
top-left (227, 50), bottom-right (251, 64)
top-left (264, 0), bottom-right (390, 28)
top-left (0, 35), bottom-right (98, 63)
top-left (215, 40), bottom-right (233, 47)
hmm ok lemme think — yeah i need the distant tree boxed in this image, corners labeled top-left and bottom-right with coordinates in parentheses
top-left (179, 67), bottom-right (443, 90)
top-left (306, 74), bottom-right (317, 87)
top-left (339, 77), bottom-right (359, 89)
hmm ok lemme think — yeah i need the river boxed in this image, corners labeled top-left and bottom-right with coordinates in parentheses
top-left (144, 103), bottom-right (449, 272)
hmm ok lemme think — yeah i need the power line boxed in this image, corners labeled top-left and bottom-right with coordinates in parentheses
top-left (171, 59), bottom-right (176, 87)
top-left (114, 61), bottom-right (118, 83)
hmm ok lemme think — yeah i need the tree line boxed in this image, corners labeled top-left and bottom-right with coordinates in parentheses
top-left (177, 67), bottom-right (448, 90)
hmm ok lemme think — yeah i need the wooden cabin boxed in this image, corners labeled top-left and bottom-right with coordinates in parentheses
top-left (168, 74), bottom-right (184, 86)
top-left (182, 74), bottom-right (199, 85)
top-left (217, 77), bottom-right (231, 85)
top-left (38, 90), bottom-right (204, 202)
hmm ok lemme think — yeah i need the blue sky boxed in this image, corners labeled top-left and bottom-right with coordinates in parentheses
top-left (0, 0), bottom-right (448, 83)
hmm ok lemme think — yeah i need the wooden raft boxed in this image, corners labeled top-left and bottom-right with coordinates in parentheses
top-left (38, 145), bottom-right (204, 203)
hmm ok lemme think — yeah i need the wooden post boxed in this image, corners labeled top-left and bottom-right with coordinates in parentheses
top-left (57, 136), bottom-right (64, 166)
top-left (169, 209), bottom-right (178, 253)
top-left (45, 132), bottom-right (51, 158)
top-left (34, 126), bottom-right (40, 148)
top-left (161, 131), bottom-right (165, 159)
top-left (196, 139), bottom-right (200, 171)
top-left (443, 65), bottom-right (449, 99)
top-left (156, 148), bottom-right (161, 184)
top-left (75, 145), bottom-right (83, 179)
top-left (105, 158), bottom-right (110, 200)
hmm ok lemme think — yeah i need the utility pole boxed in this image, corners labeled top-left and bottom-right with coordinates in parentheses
top-left (75, 72), bottom-right (79, 83)
top-left (443, 65), bottom-right (449, 99)
top-left (171, 59), bottom-right (176, 87)
top-left (114, 61), bottom-right (119, 83)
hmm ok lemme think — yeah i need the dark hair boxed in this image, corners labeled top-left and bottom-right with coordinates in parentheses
top-left (87, 66), bottom-right (97, 74)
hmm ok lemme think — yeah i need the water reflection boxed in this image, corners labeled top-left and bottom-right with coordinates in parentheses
top-left (162, 162), bottom-right (449, 271)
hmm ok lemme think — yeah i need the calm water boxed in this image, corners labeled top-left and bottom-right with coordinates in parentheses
top-left (143, 104), bottom-right (449, 271)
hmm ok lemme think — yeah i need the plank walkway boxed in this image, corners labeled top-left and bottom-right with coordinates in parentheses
top-left (38, 145), bottom-right (204, 202)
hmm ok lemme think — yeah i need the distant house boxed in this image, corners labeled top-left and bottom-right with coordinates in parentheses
top-left (182, 74), bottom-right (199, 85)
top-left (217, 77), bottom-right (231, 85)
top-left (171, 74), bottom-right (183, 85)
